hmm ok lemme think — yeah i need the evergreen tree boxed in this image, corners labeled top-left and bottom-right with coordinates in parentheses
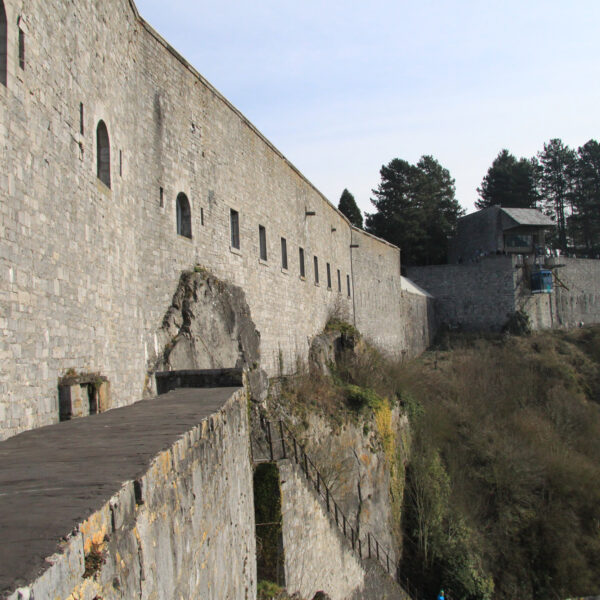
top-left (476, 149), bottom-right (539, 209)
top-left (365, 155), bottom-right (464, 265)
top-left (338, 188), bottom-right (363, 228)
top-left (537, 139), bottom-right (576, 251)
top-left (570, 139), bottom-right (600, 254)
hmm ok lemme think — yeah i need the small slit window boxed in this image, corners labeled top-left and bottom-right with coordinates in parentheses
top-left (176, 192), bottom-right (192, 238)
top-left (230, 209), bottom-right (240, 249)
top-left (347, 274), bottom-right (351, 297)
top-left (259, 225), bottom-right (267, 261)
top-left (18, 27), bottom-right (24, 70)
top-left (314, 256), bottom-right (319, 284)
top-left (326, 263), bottom-right (332, 289)
top-left (96, 120), bottom-right (111, 188)
top-left (281, 237), bottom-right (288, 270)
top-left (337, 269), bottom-right (341, 292)
top-left (79, 103), bottom-right (84, 135)
top-left (0, 2), bottom-right (6, 86)
top-left (299, 247), bottom-right (305, 278)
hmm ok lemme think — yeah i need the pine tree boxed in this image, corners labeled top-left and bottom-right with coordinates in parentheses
top-left (365, 156), bottom-right (464, 265)
top-left (476, 149), bottom-right (539, 209)
top-left (338, 188), bottom-right (363, 228)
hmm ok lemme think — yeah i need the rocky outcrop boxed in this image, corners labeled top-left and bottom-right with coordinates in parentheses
top-left (151, 268), bottom-right (268, 402)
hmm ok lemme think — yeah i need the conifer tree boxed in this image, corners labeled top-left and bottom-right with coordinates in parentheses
top-left (338, 188), bottom-right (363, 228)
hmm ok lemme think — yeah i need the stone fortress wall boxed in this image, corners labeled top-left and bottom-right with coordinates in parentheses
top-left (409, 255), bottom-right (600, 332)
top-left (0, 0), bottom-right (432, 440)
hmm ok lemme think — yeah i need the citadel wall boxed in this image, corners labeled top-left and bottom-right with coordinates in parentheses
top-left (409, 256), bottom-right (600, 333)
top-left (6, 388), bottom-right (257, 600)
top-left (0, 0), bottom-right (431, 440)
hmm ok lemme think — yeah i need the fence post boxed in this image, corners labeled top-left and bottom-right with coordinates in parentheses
top-left (351, 528), bottom-right (355, 550)
top-left (334, 503), bottom-right (338, 526)
top-left (293, 437), bottom-right (298, 463)
top-left (358, 537), bottom-right (362, 559)
top-left (316, 471), bottom-right (320, 495)
top-left (279, 420), bottom-right (286, 459)
top-left (266, 420), bottom-right (274, 462)
top-left (386, 553), bottom-right (390, 573)
top-left (368, 533), bottom-right (371, 558)
top-left (343, 515), bottom-right (347, 537)
top-left (326, 486), bottom-right (330, 512)
top-left (376, 539), bottom-right (379, 560)
top-left (303, 451), bottom-right (309, 479)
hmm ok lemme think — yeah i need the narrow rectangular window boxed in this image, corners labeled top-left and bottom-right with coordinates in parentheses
top-left (200, 207), bottom-right (204, 226)
top-left (281, 237), bottom-right (288, 270)
top-left (337, 269), bottom-right (341, 292)
top-left (259, 225), bottom-right (267, 261)
top-left (119, 150), bottom-right (123, 176)
top-left (347, 274), bottom-right (351, 297)
top-left (230, 209), bottom-right (240, 249)
top-left (18, 29), bottom-right (25, 70)
top-left (326, 263), bottom-right (332, 289)
top-left (79, 103), bottom-right (84, 135)
top-left (299, 248), bottom-right (305, 278)
top-left (159, 187), bottom-right (164, 207)
top-left (314, 256), bottom-right (319, 284)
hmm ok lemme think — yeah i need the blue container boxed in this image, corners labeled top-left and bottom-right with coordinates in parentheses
top-left (531, 269), bottom-right (553, 294)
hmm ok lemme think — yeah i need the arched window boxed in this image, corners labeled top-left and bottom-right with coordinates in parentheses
top-left (176, 193), bottom-right (192, 238)
top-left (0, 1), bottom-right (7, 86)
top-left (96, 120), bottom-right (111, 188)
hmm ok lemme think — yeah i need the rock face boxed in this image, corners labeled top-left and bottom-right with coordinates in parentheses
top-left (151, 269), bottom-right (268, 401)
top-left (294, 409), bottom-right (405, 567)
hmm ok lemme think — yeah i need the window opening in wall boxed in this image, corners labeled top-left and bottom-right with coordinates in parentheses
top-left (159, 187), bottom-right (164, 207)
top-left (299, 247), bottom-right (305, 278)
top-left (281, 237), bottom-right (288, 270)
top-left (347, 274), bottom-right (351, 297)
top-left (337, 269), bottom-right (341, 292)
top-left (79, 103), bottom-right (84, 135)
top-left (58, 373), bottom-right (110, 421)
top-left (200, 207), bottom-right (204, 226)
top-left (18, 27), bottom-right (24, 70)
top-left (259, 225), bottom-right (267, 261)
top-left (119, 150), bottom-right (122, 177)
top-left (326, 263), bottom-right (332, 289)
top-left (176, 192), bottom-right (192, 238)
top-left (230, 209), bottom-right (240, 249)
top-left (0, 1), bottom-right (6, 86)
top-left (314, 256), bottom-right (319, 284)
top-left (96, 120), bottom-right (111, 188)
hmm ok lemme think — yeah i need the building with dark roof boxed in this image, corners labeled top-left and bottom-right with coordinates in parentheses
top-left (448, 205), bottom-right (556, 264)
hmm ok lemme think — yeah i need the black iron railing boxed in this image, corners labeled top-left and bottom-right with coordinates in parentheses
top-left (254, 414), bottom-right (419, 599)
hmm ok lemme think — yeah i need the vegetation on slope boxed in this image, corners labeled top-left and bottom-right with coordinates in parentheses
top-left (399, 327), bottom-right (600, 600)
top-left (273, 322), bottom-right (600, 599)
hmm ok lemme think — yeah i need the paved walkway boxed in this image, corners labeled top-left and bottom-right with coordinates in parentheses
top-left (0, 387), bottom-right (239, 597)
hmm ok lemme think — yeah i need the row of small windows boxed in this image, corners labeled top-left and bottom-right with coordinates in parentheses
top-left (0, 2), bottom-right (26, 87)
top-left (229, 209), bottom-right (351, 297)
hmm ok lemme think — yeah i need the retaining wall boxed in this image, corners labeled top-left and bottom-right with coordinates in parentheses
top-left (409, 256), bottom-right (600, 333)
top-left (5, 388), bottom-right (256, 600)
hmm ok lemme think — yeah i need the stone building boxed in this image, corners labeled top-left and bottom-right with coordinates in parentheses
top-left (448, 205), bottom-right (556, 264)
top-left (0, 0), bottom-right (433, 440)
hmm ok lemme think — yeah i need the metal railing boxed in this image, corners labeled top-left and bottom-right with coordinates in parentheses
top-left (254, 414), bottom-right (419, 599)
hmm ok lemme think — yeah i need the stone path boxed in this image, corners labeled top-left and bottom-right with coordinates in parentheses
top-left (0, 387), bottom-right (239, 597)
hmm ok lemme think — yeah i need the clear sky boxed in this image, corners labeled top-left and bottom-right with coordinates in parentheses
top-left (134, 0), bottom-right (600, 216)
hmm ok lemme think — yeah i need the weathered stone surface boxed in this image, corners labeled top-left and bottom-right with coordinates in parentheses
top-left (0, 0), bottom-right (433, 441)
top-left (279, 459), bottom-right (365, 600)
top-left (409, 255), bottom-right (600, 333)
top-left (152, 268), bottom-right (268, 402)
top-left (1, 387), bottom-right (256, 600)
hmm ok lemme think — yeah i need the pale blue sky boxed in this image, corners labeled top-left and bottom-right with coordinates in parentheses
top-left (135, 0), bottom-right (600, 215)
